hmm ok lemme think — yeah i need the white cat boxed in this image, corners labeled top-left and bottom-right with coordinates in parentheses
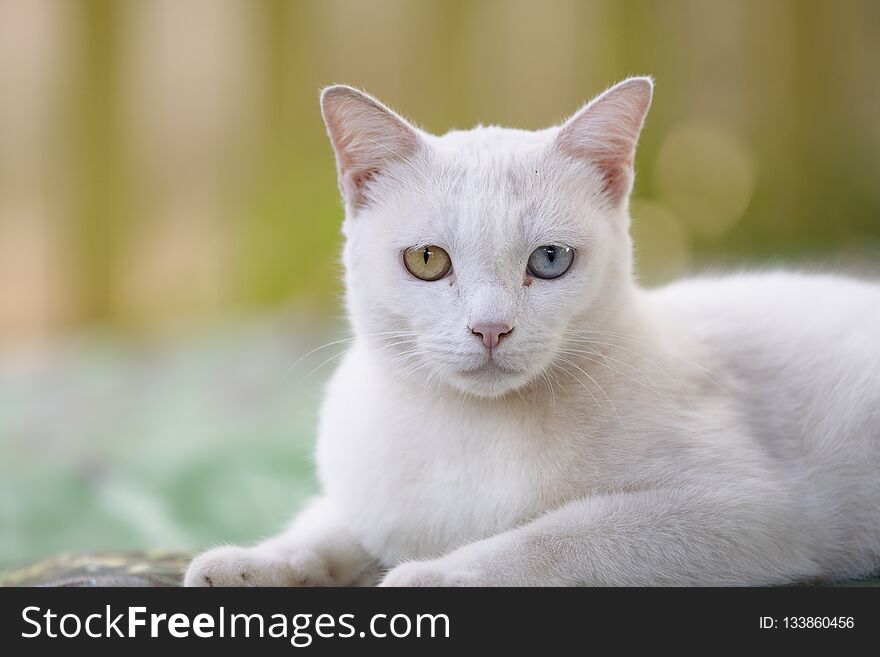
top-left (185, 78), bottom-right (880, 586)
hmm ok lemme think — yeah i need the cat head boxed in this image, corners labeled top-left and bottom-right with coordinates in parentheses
top-left (321, 78), bottom-right (652, 398)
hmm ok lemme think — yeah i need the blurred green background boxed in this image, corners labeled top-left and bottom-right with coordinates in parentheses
top-left (1, 0), bottom-right (879, 567)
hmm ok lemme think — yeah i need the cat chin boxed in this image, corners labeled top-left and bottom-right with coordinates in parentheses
top-left (445, 366), bottom-right (536, 399)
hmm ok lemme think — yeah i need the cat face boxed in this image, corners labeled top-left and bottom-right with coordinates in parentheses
top-left (322, 79), bottom-right (652, 398)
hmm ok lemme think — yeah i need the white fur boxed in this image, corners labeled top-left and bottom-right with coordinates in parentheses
top-left (185, 78), bottom-right (880, 587)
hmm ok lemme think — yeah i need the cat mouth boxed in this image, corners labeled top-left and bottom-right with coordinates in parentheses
top-left (451, 359), bottom-right (532, 396)
top-left (459, 360), bottom-right (519, 376)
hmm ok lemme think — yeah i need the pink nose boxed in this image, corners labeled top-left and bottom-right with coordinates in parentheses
top-left (469, 322), bottom-right (513, 352)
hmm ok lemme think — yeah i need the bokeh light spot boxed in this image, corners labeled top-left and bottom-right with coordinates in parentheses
top-left (653, 122), bottom-right (755, 241)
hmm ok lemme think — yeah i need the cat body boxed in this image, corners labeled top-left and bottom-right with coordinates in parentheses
top-left (317, 272), bottom-right (880, 584)
top-left (185, 79), bottom-right (880, 586)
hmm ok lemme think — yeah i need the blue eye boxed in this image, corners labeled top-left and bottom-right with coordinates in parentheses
top-left (527, 245), bottom-right (574, 279)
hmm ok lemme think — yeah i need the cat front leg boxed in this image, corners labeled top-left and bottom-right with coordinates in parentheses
top-left (184, 497), bottom-right (380, 586)
top-left (381, 484), bottom-right (821, 586)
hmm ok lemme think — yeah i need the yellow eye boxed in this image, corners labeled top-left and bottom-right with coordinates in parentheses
top-left (403, 245), bottom-right (452, 281)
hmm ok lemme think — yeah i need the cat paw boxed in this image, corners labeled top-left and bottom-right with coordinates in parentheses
top-left (379, 560), bottom-right (481, 587)
top-left (184, 545), bottom-right (333, 587)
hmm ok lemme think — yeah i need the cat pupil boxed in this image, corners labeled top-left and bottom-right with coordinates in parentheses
top-left (547, 247), bottom-right (556, 262)
top-left (424, 248), bottom-right (430, 265)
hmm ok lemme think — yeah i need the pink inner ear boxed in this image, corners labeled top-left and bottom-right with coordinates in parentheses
top-left (343, 167), bottom-right (380, 207)
top-left (557, 132), bottom-right (636, 204)
top-left (597, 160), bottom-right (633, 200)
top-left (593, 133), bottom-right (637, 199)
top-left (322, 87), bottom-right (421, 211)
top-left (351, 167), bottom-right (379, 190)
top-left (555, 79), bottom-right (652, 204)
top-left (556, 123), bottom-right (640, 203)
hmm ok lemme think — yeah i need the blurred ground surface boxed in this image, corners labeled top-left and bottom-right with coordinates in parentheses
top-left (0, 316), bottom-right (332, 568)
top-left (1, 315), bottom-right (878, 587)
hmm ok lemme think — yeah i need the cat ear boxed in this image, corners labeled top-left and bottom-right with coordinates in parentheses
top-left (321, 85), bottom-right (422, 211)
top-left (554, 77), bottom-right (653, 204)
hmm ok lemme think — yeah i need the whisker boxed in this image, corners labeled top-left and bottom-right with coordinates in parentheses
top-left (553, 356), bottom-right (608, 421)
top-left (556, 355), bottom-right (630, 439)
top-left (298, 347), bottom-right (351, 385)
top-left (416, 365), bottom-right (441, 402)
top-left (287, 336), bottom-right (354, 375)
top-left (287, 330), bottom-right (420, 374)
top-left (563, 330), bottom-right (718, 402)
top-left (539, 369), bottom-right (556, 413)
top-left (558, 348), bottom-right (673, 401)
top-left (568, 328), bottom-right (725, 390)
